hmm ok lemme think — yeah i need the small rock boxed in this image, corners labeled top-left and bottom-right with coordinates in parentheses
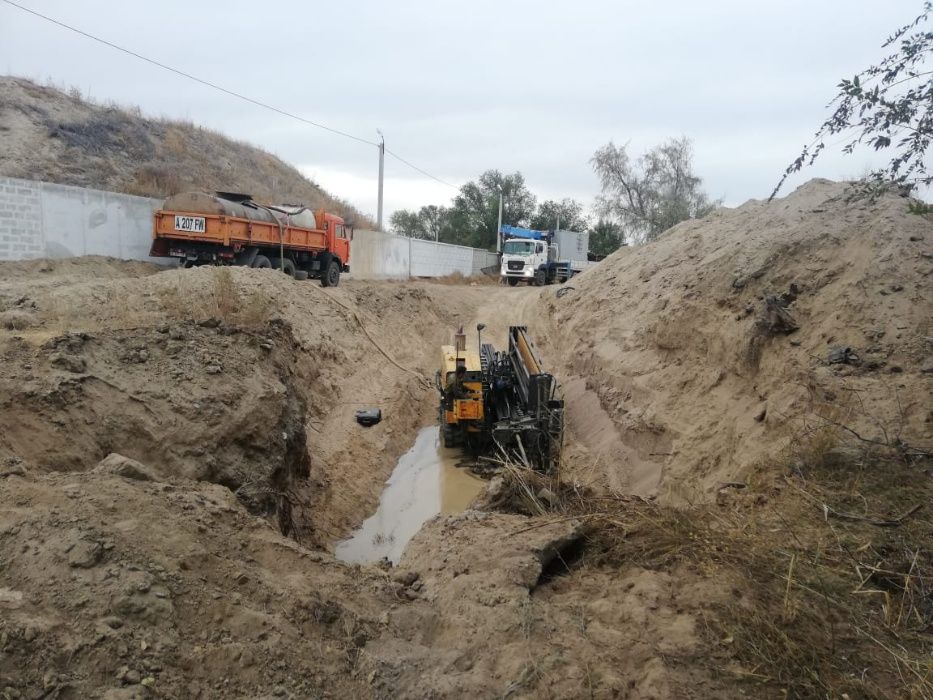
top-left (921, 362), bottom-right (933, 374)
top-left (205, 364), bottom-right (222, 375)
top-left (69, 540), bottom-right (103, 568)
top-left (122, 669), bottom-right (141, 685)
top-left (827, 346), bottom-right (860, 365)
top-left (753, 407), bottom-right (767, 422)
top-left (536, 488), bottom-right (558, 507)
top-left (49, 352), bottom-right (86, 373)
top-left (391, 570), bottom-right (419, 587)
top-left (889, 283), bottom-right (904, 292)
top-left (94, 453), bottom-right (158, 482)
top-left (101, 616), bottom-right (123, 629)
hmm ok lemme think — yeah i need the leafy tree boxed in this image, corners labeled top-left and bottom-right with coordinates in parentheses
top-left (529, 198), bottom-right (590, 231)
top-left (448, 170), bottom-right (536, 249)
top-left (389, 205), bottom-right (453, 240)
top-left (588, 219), bottom-right (625, 257)
top-left (389, 209), bottom-right (424, 238)
top-left (418, 204), bottom-right (451, 241)
top-left (773, 2), bottom-right (933, 198)
top-left (591, 137), bottom-right (717, 243)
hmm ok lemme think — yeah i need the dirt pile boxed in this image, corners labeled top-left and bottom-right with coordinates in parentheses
top-left (546, 179), bottom-right (932, 501)
top-left (0, 260), bottom-right (481, 542)
top-left (0, 464), bottom-right (396, 699)
top-left (0, 77), bottom-right (372, 227)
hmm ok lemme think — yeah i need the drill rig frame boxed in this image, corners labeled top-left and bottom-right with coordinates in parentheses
top-left (438, 325), bottom-right (563, 472)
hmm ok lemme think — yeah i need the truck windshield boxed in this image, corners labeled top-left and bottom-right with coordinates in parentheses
top-left (503, 240), bottom-right (535, 256)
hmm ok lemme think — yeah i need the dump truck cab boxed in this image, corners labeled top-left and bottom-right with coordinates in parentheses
top-left (437, 337), bottom-right (485, 449)
top-left (319, 211), bottom-right (352, 272)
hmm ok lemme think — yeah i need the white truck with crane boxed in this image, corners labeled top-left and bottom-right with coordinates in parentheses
top-left (499, 225), bottom-right (589, 286)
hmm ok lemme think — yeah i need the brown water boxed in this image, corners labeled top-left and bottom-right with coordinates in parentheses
top-left (334, 426), bottom-right (485, 564)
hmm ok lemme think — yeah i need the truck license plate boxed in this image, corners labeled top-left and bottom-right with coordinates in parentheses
top-left (174, 215), bottom-right (206, 233)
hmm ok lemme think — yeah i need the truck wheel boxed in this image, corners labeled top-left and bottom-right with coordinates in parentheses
top-left (507, 278), bottom-right (519, 287)
top-left (321, 260), bottom-right (340, 287)
top-left (270, 257), bottom-right (296, 277)
top-left (252, 255), bottom-right (272, 269)
top-left (534, 270), bottom-right (545, 286)
top-left (442, 424), bottom-right (457, 448)
top-left (294, 270), bottom-right (309, 281)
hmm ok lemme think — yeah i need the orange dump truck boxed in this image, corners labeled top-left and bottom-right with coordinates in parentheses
top-left (150, 191), bottom-right (351, 286)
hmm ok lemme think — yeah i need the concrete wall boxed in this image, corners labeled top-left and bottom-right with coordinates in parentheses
top-left (0, 176), bottom-right (167, 263)
top-left (0, 177), bottom-right (498, 278)
top-left (348, 229), bottom-right (499, 279)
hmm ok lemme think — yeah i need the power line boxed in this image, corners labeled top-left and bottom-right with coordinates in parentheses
top-left (1, 0), bottom-right (377, 146)
top-left (3, 0), bottom-right (462, 192)
top-left (385, 148), bottom-right (458, 189)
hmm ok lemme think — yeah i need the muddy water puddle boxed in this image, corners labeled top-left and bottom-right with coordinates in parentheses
top-left (335, 426), bottom-right (485, 564)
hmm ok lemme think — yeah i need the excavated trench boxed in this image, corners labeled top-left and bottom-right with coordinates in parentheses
top-left (334, 425), bottom-right (485, 564)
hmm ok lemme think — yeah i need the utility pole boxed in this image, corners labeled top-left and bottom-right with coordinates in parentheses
top-left (376, 130), bottom-right (385, 231)
top-left (496, 184), bottom-right (503, 254)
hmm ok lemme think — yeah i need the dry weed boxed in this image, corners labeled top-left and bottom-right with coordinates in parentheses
top-left (489, 431), bottom-right (932, 698)
top-left (158, 268), bottom-right (273, 327)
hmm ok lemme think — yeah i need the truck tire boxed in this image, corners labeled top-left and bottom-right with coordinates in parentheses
top-left (534, 270), bottom-right (545, 286)
top-left (507, 278), bottom-right (519, 287)
top-left (294, 270), bottom-right (309, 281)
top-left (270, 257), bottom-right (296, 277)
top-left (252, 255), bottom-right (272, 269)
top-left (321, 260), bottom-right (340, 287)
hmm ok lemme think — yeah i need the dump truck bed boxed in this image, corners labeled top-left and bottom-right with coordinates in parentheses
top-left (153, 209), bottom-right (329, 253)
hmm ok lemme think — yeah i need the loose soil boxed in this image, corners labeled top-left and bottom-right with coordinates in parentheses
top-left (0, 179), bottom-right (930, 699)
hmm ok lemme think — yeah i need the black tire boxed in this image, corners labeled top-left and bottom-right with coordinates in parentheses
top-left (321, 260), bottom-right (340, 287)
top-left (507, 278), bottom-right (519, 287)
top-left (252, 255), bottom-right (272, 269)
top-left (294, 270), bottom-right (309, 281)
top-left (534, 270), bottom-right (545, 286)
top-left (269, 257), bottom-right (296, 277)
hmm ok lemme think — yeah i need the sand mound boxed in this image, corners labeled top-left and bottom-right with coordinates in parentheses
top-left (547, 179), bottom-right (932, 502)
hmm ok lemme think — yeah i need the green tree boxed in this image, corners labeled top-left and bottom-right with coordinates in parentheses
top-left (773, 2), bottom-right (933, 197)
top-left (529, 198), bottom-right (589, 231)
top-left (588, 219), bottom-right (625, 257)
top-left (591, 137), bottom-right (718, 243)
top-left (389, 205), bottom-right (454, 240)
top-left (448, 170), bottom-right (536, 249)
top-left (389, 209), bottom-right (424, 238)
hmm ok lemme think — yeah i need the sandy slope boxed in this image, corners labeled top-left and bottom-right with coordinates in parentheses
top-left (545, 179), bottom-right (932, 502)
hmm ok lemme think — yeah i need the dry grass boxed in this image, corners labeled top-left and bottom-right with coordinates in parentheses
top-left (158, 267), bottom-right (273, 327)
top-left (2, 76), bottom-right (375, 227)
top-left (490, 431), bottom-right (932, 698)
top-left (0, 309), bottom-right (38, 330)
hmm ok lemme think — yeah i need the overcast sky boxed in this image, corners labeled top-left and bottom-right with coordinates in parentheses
top-left (1, 0), bottom-right (924, 222)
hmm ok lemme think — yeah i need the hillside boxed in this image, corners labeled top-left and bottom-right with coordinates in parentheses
top-left (0, 76), bottom-right (373, 226)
